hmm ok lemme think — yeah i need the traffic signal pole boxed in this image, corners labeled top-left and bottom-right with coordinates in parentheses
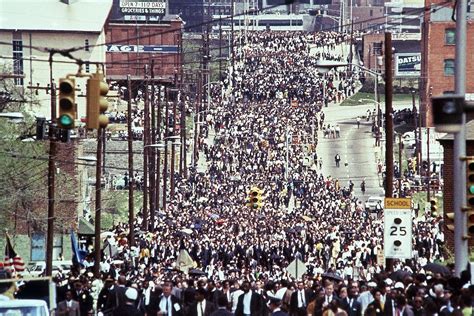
top-left (127, 75), bottom-right (135, 246)
top-left (45, 81), bottom-right (56, 277)
top-left (94, 127), bottom-right (103, 278)
top-left (453, 0), bottom-right (468, 276)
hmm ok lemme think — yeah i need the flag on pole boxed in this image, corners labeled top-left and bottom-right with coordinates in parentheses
top-left (4, 234), bottom-right (25, 272)
top-left (70, 230), bottom-right (87, 267)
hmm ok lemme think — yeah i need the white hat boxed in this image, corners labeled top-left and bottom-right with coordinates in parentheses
top-left (125, 288), bottom-right (138, 301)
top-left (393, 282), bottom-right (405, 290)
top-left (368, 281), bottom-right (377, 287)
top-left (385, 278), bottom-right (393, 286)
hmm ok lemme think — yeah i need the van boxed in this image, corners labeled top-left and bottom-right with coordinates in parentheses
top-left (26, 261), bottom-right (72, 277)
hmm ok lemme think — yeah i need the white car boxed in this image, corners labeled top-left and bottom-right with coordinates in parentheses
top-left (365, 196), bottom-right (384, 212)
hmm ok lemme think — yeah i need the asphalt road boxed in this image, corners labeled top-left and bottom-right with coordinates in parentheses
top-left (316, 101), bottom-right (410, 202)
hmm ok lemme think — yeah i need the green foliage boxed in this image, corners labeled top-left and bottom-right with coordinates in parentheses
top-left (0, 116), bottom-right (48, 233)
top-left (101, 190), bottom-right (143, 230)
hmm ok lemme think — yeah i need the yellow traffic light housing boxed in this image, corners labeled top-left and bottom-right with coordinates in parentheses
top-left (467, 159), bottom-right (474, 208)
top-left (467, 211), bottom-right (474, 236)
top-left (58, 78), bottom-right (76, 129)
top-left (86, 73), bottom-right (109, 129)
top-left (445, 212), bottom-right (455, 232)
top-left (430, 198), bottom-right (438, 216)
top-left (246, 187), bottom-right (264, 209)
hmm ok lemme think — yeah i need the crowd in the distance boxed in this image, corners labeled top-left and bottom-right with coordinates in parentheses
top-left (2, 30), bottom-right (472, 316)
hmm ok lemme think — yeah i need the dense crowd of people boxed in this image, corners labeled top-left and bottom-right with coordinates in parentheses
top-left (2, 31), bottom-right (472, 316)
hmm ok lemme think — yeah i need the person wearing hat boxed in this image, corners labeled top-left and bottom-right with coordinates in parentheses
top-left (210, 296), bottom-right (234, 316)
top-left (112, 287), bottom-right (142, 316)
top-left (188, 287), bottom-right (217, 316)
top-left (268, 297), bottom-right (288, 316)
top-left (357, 282), bottom-right (376, 315)
top-left (72, 280), bottom-right (93, 316)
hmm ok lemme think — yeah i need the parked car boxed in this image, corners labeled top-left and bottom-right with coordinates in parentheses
top-left (25, 261), bottom-right (72, 277)
top-left (365, 196), bottom-right (384, 212)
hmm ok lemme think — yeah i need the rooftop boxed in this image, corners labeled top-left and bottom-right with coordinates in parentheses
top-left (0, 0), bottom-right (112, 33)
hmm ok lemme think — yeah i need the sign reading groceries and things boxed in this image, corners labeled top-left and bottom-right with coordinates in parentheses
top-left (384, 198), bottom-right (413, 259)
top-left (395, 53), bottom-right (421, 77)
top-left (119, 0), bottom-right (166, 15)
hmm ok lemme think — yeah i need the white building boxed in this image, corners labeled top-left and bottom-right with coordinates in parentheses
top-left (0, 0), bottom-right (112, 120)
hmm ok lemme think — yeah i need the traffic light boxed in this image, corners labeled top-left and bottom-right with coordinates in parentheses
top-left (467, 158), bottom-right (474, 208)
top-left (246, 187), bottom-right (264, 209)
top-left (430, 198), bottom-right (438, 216)
top-left (86, 73), bottom-right (109, 129)
top-left (467, 211), bottom-right (474, 236)
top-left (445, 212), bottom-right (455, 232)
top-left (431, 95), bottom-right (464, 133)
top-left (57, 78), bottom-right (76, 129)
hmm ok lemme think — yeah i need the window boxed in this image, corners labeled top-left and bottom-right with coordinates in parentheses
top-left (373, 42), bottom-right (383, 55)
top-left (444, 59), bottom-right (455, 76)
top-left (370, 9), bottom-right (373, 17)
top-left (12, 32), bottom-right (23, 86)
top-left (445, 28), bottom-right (455, 45)
top-left (84, 39), bottom-right (90, 51)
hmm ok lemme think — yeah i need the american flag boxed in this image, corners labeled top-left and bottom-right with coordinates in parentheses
top-left (4, 234), bottom-right (25, 272)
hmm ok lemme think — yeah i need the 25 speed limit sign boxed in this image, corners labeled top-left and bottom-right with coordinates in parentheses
top-left (384, 198), bottom-right (413, 259)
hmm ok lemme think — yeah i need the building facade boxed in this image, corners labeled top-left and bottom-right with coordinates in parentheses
top-left (420, 1), bottom-right (474, 126)
top-left (0, 0), bottom-right (112, 262)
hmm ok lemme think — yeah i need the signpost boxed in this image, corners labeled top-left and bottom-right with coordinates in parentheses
top-left (384, 198), bottom-right (413, 259)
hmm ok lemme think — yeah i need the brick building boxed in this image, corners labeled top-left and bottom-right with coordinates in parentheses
top-left (438, 121), bottom-right (474, 248)
top-left (105, 18), bottom-right (183, 83)
top-left (420, 1), bottom-right (474, 127)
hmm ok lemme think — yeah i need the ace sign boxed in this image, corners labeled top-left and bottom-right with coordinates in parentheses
top-left (384, 198), bottom-right (413, 259)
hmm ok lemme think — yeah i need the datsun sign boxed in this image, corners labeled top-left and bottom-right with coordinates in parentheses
top-left (395, 53), bottom-right (421, 77)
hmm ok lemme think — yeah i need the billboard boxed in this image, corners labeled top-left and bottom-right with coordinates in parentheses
top-left (110, 0), bottom-right (167, 21)
top-left (394, 53), bottom-right (421, 77)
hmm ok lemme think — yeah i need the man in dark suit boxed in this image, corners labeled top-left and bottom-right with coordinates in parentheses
top-left (235, 281), bottom-right (265, 316)
top-left (188, 288), bottom-right (217, 316)
top-left (72, 281), bottom-right (93, 316)
top-left (57, 290), bottom-right (80, 316)
top-left (340, 286), bottom-right (362, 316)
top-left (104, 276), bottom-right (128, 313)
top-left (268, 297), bottom-right (288, 316)
top-left (314, 281), bottom-right (339, 316)
top-left (208, 280), bottom-right (226, 307)
top-left (210, 296), bottom-right (234, 316)
top-left (157, 282), bottom-right (183, 316)
top-left (290, 281), bottom-right (313, 316)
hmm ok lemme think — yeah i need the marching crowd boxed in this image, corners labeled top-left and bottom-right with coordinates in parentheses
top-left (2, 31), bottom-right (472, 315)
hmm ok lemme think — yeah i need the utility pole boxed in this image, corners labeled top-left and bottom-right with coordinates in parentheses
top-left (94, 127), bottom-right (104, 278)
top-left (179, 54), bottom-right (186, 177)
top-left (385, 31), bottom-right (394, 199)
top-left (45, 81), bottom-right (56, 277)
top-left (384, 32), bottom-right (394, 272)
top-left (453, 0), bottom-right (468, 277)
top-left (127, 75), bottom-right (135, 246)
top-left (163, 88), bottom-right (169, 210)
top-left (150, 61), bottom-right (156, 230)
top-left (427, 127), bottom-right (431, 201)
top-left (398, 134), bottom-right (402, 198)
top-left (170, 94), bottom-right (177, 197)
top-left (142, 66), bottom-right (149, 231)
top-left (156, 86), bottom-right (162, 213)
